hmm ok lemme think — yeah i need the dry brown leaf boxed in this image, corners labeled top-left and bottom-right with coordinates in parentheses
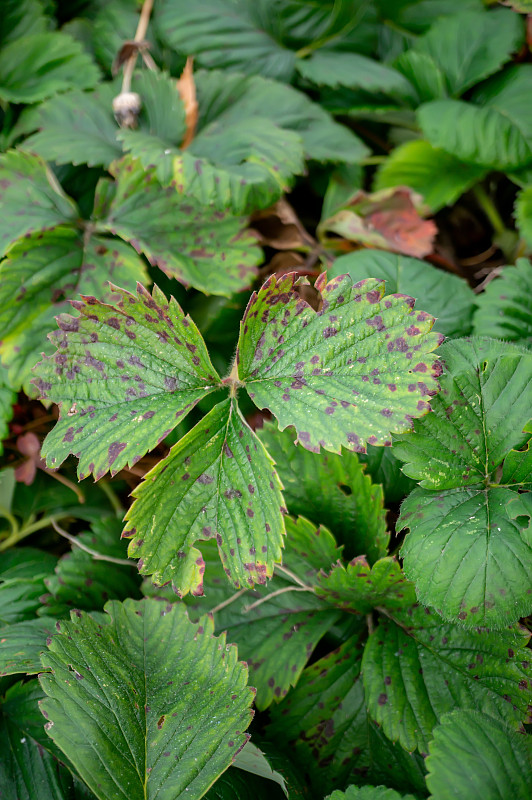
top-left (177, 56), bottom-right (198, 150)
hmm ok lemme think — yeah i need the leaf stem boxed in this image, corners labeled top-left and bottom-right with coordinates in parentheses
top-left (243, 585), bottom-right (313, 613)
top-left (209, 587), bottom-right (249, 615)
top-left (0, 513), bottom-right (73, 552)
top-left (121, 0), bottom-right (154, 93)
top-left (473, 185), bottom-right (506, 237)
top-left (51, 519), bottom-right (135, 567)
top-left (274, 563), bottom-right (310, 589)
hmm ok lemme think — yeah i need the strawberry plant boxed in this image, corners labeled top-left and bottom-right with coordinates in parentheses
top-left (0, 1), bottom-right (531, 799)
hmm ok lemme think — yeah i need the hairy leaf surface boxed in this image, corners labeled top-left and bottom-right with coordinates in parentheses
top-left (238, 272), bottom-right (443, 454)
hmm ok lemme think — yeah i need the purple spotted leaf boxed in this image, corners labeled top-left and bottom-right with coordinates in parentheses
top-left (34, 283), bottom-right (220, 480)
top-left (316, 557), bottom-right (417, 614)
top-left (183, 517), bottom-right (343, 709)
top-left (362, 604), bottom-right (532, 754)
top-left (39, 599), bottom-right (254, 800)
top-left (93, 156), bottom-right (262, 296)
top-left (237, 272), bottom-right (443, 455)
top-left (124, 397), bottom-right (285, 595)
top-left (394, 338), bottom-right (532, 628)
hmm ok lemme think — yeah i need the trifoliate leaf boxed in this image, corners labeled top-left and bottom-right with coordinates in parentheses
top-left (362, 604), bottom-right (532, 754)
top-left (425, 711), bottom-right (532, 800)
top-left (0, 150), bottom-right (77, 257)
top-left (39, 599), bottom-right (254, 800)
top-left (39, 517), bottom-right (141, 617)
top-left (258, 421), bottom-right (388, 562)
top-left (34, 283), bottom-right (220, 480)
top-left (329, 249), bottom-right (475, 338)
top-left (0, 618), bottom-right (56, 676)
top-left (0, 227), bottom-right (148, 392)
top-left (374, 140), bottom-right (486, 213)
top-left (473, 259), bottom-right (532, 344)
top-left (237, 272), bottom-right (443, 455)
top-left (394, 337), bottom-right (532, 627)
top-left (316, 557), bottom-right (417, 614)
top-left (124, 397), bottom-right (285, 593)
top-left (326, 786), bottom-right (419, 800)
top-left (183, 519), bottom-right (342, 709)
top-left (0, 31), bottom-right (100, 104)
top-left (93, 157), bottom-right (261, 295)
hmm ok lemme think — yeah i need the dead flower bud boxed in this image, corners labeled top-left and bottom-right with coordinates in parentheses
top-left (112, 91), bottom-right (142, 128)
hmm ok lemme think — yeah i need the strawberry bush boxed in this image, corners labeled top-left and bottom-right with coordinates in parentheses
top-left (0, 1), bottom-right (531, 799)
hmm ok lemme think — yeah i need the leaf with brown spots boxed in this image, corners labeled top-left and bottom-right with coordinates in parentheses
top-left (124, 397), bottom-right (285, 594)
top-left (238, 272), bottom-right (442, 455)
top-left (39, 599), bottom-right (254, 800)
top-left (34, 283), bottom-right (220, 480)
top-left (362, 604), bottom-right (532, 754)
top-left (93, 156), bottom-right (262, 296)
top-left (0, 227), bottom-right (148, 393)
top-left (316, 557), bottom-right (417, 614)
top-left (395, 338), bottom-right (532, 628)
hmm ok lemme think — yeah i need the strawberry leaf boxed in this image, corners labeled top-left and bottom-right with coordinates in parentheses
top-left (316, 557), bottom-right (417, 614)
top-left (327, 787), bottom-right (419, 800)
top-left (363, 604), bottom-right (532, 754)
top-left (0, 618), bottom-right (56, 676)
top-left (39, 599), bottom-right (254, 800)
top-left (237, 272), bottom-right (443, 455)
top-left (473, 258), bottom-right (532, 345)
top-left (394, 338), bottom-right (532, 627)
top-left (34, 283), bottom-right (220, 480)
top-left (124, 397), bottom-right (285, 593)
top-left (93, 157), bottom-right (261, 296)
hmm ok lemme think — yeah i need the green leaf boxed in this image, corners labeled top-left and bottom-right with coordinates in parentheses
top-left (93, 156), bottom-right (261, 295)
top-left (425, 711), bottom-right (532, 800)
top-left (0, 31), bottom-right (100, 103)
top-left (473, 258), bottom-right (532, 344)
top-left (34, 283), bottom-right (220, 480)
top-left (39, 517), bottom-right (141, 617)
top-left (0, 577), bottom-right (50, 624)
top-left (378, 0), bottom-right (484, 34)
top-left (0, 547), bottom-right (57, 581)
top-left (39, 598), bottom-right (254, 800)
top-left (0, 366), bottom-right (15, 456)
top-left (183, 519), bottom-right (342, 709)
top-left (410, 8), bottom-right (524, 97)
top-left (124, 397), bottom-right (285, 593)
top-left (0, 618), bottom-right (57, 676)
top-left (419, 65), bottom-right (532, 170)
top-left (0, 227), bottom-right (149, 392)
top-left (358, 444), bottom-right (416, 505)
top-left (258, 421), bottom-right (388, 562)
top-left (393, 51), bottom-right (447, 103)
top-left (296, 51), bottom-right (415, 98)
top-left (0, 150), bottom-right (77, 258)
top-left (362, 604), bottom-right (532, 754)
top-left (237, 272), bottom-right (443, 455)
top-left (232, 742), bottom-right (288, 797)
top-left (0, 0), bottom-right (50, 45)
top-left (516, 185), bottom-right (532, 250)
top-left (316, 557), bottom-right (417, 614)
top-left (394, 337), bottom-right (532, 627)
top-left (204, 768), bottom-right (287, 800)
top-left (374, 140), bottom-right (487, 213)
top-left (329, 248), bottom-right (475, 337)
top-left (326, 786), bottom-right (419, 800)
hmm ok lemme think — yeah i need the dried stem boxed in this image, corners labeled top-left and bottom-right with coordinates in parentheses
top-left (121, 0), bottom-right (154, 94)
top-left (243, 585), bottom-right (312, 613)
top-left (51, 519), bottom-right (135, 567)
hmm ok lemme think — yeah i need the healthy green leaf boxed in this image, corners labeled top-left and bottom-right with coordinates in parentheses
top-left (39, 598), bottom-right (254, 800)
top-left (124, 397), bottom-right (285, 593)
top-left (394, 337), bottom-right (532, 627)
top-left (296, 51), bottom-right (415, 98)
top-left (316, 557), bottom-right (417, 614)
top-left (329, 249), bottom-right (475, 338)
top-left (34, 283), bottom-right (221, 480)
top-left (425, 710), bottom-right (532, 800)
top-left (0, 547), bottom-right (57, 581)
top-left (374, 140), bottom-right (486, 213)
top-left (393, 51), bottom-right (447, 103)
top-left (0, 150), bottom-right (77, 258)
top-left (258, 421), bottom-right (388, 562)
top-left (326, 786), bottom-right (419, 800)
top-left (362, 604), bottom-right (532, 753)
top-left (0, 0), bottom-right (50, 45)
top-left (473, 259), bottom-right (532, 344)
top-left (232, 742), bottom-right (288, 797)
top-left (237, 272), bottom-right (443, 454)
top-left (0, 576), bottom-right (50, 624)
top-left (0, 31), bottom-right (100, 103)
top-left (0, 227), bottom-right (149, 392)
top-left (0, 618), bottom-right (57, 676)
top-left (93, 157), bottom-right (261, 295)
top-left (39, 517), bottom-right (141, 617)
top-left (516, 185), bottom-right (532, 250)
top-left (0, 366), bottom-right (15, 456)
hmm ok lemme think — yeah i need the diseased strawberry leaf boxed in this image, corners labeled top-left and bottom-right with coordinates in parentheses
top-left (93, 156), bottom-right (262, 295)
top-left (394, 337), bottom-right (532, 627)
top-left (326, 786), bottom-right (420, 800)
top-left (124, 397), bottom-right (285, 593)
top-left (425, 711), bottom-right (532, 800)
top-left (39, 599), bottom-right (254, 800)
top-left (34, 283), bottom-right (220, 480)
top-left (258, 421), bottom-right (388, 562)
top-left (316, 557), bottom-right (417, 614)
top-left (238, 272), bottom-right (443, 455)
